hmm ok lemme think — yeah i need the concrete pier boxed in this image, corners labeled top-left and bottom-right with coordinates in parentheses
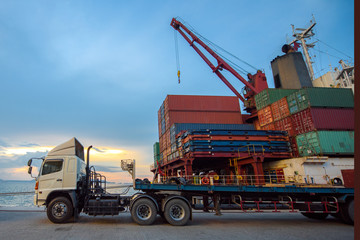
top-left (0, 208), bottom-right (354, 240)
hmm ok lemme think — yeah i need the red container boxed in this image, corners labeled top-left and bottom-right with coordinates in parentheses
top-left (165, 95), bottom-right (241, 112)
top-left (292, 108), bottom-right (354, 135)
top-left (341, 169), bottom-right (354, 188)
top-left (166, 130), bottom-right (171, 149)
top-left (168, 111), bottom-right (243, 126)
top-left (274, 116), bottom-right (295, 136)
top-left (261, 122), bottom-right (275, 130)
top-left (271, 97), bottom-right (290, 121)
top-left (258, 106), bottom-right (273, 127)
top-left (159, 134), bottom-right (164, 153)
top-left (289, 136), bottom-right (299, 157)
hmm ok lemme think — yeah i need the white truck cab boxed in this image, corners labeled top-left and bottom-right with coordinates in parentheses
top-left (28, 138), bottom-right (87, 222)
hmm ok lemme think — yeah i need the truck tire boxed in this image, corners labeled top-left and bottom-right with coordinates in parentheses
top-left (339, 199), bottom-right (354, 225)
top-left (164, 199), bottom-right (190, 226)
top-left (131, 198), bottom-right (157, 225)
top-left (301, 212), bottom-right (328, 220)
top-left (47, 197), bottom-right (74, 223)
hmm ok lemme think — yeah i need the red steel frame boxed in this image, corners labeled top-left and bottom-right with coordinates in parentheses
top-left (170, 18), bottom-right (268, 104)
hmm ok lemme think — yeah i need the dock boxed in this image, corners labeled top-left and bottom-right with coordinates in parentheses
top-left (0, 207), bottom-right (353, 240)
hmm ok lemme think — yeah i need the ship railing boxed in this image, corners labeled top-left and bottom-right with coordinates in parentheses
top-left (236, 144), bottom-right (265, 156)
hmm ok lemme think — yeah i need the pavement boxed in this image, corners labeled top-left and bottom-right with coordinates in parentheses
top-left (0, 208), bottom-right (354, 240)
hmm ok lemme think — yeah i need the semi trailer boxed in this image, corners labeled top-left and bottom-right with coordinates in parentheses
top-left (27, 138), bottom-right (354, 226)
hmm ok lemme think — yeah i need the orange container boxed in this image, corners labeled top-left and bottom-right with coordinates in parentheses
top-left (258, 106), bottom-right (273, 127)
top-left (253, 119), bottom-right (261, 130)
top-left (271, 97), bottom-right (290, 121)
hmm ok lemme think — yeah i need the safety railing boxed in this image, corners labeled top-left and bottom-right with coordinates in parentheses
top-left (236, 144), bottom-right (265, 156)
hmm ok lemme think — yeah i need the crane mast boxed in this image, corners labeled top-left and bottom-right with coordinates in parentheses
top-left (170, 18), bottom-right (268, 114)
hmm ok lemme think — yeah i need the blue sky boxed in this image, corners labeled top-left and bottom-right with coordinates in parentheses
top-left (0, 0), bottom-right (354, 181)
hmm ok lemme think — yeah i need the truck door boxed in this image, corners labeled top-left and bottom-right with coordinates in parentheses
top-left (37, 159), bottom-right (64, 201)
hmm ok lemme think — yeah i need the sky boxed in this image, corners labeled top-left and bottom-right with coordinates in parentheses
top-left (0, 0), bottom-right (354, 182)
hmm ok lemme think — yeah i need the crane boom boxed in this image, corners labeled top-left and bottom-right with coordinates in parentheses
top-left (171, 18), bottom-right (267, 106)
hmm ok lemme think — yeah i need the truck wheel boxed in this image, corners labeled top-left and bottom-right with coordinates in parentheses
top-left (131, 198), bottom-right (157, 225)
top-left (47, 197), bottom-right (74, 223)
top-left (164, 199), bottom-right (190, 226)
top-left (339, 199), bottom-right (354, 225)
top-left (301, 212), bottom-right (328, 220)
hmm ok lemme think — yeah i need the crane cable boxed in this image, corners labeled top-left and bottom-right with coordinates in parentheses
top-left (174, 30), bottom-right (181, 83)
top-left (177, 17), bottom-right (259, 74)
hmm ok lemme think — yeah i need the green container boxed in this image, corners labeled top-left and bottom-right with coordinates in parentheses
top-left (153, 154), bottom-right (161, 167)
top-left (153, 142), bottom-right (160, 156)
top-left (296, 131), bottom-right (354, 156)
top-left (287, 88), bottom-right (354, 114)
top-left (255, 88), bottom-right (298, 110)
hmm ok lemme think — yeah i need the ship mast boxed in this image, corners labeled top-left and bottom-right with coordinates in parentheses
top-left (290, 16), bottom-right (317, 81)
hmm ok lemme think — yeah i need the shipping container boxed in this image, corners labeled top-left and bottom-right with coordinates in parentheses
top-left (253, 119), bottom-right (261, 130)
top-left (153, 142), bottom-right (160, 156)
top-left (287, 88), bottom-right (354, 114)
top-left (261, 123), bottom-right (275, 131)
top-left (165, 95), bottom-right (241, 112)
top-left (258, 106), bottom-right (273, 126)
top-left (167, 111), bottom-right (243, 126)
top-left (296, 131), bottom-right (354, 156)
top-left (274, 116), bottom-right (295, 136)
top-left (292, 108), bottom-right (354, 135)
top-left (255, 88), bottom-right (298, 110)
top-left (271, 97), bottom-right (290, 121)
top-left (263, 157), bottom-right (354, 185)
top-left (289, 136), bottom-right (299, 157)
top-left (341, 169), bottom-right (354, 188)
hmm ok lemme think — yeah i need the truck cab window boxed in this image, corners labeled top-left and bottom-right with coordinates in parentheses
top-left (42, 160), bottom-right (63, 175)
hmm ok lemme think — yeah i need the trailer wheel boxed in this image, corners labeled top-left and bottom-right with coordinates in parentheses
top-left (339, 199), bottom-right (354, 225)
top-left (47, 197), bottom-right (74, 223)
top-left (301, 212), bottom-right (328, 220)
top-left (164, 199), bottom-right (190, 226)
top-left (131, 198), bottom-right (157, 225)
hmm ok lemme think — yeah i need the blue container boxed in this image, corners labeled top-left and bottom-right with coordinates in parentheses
top-left (186, 129), bottom-right (287, 136)
top-left (185, 146), bottom-right (290, 153)
top-left (188, 140), bottom-right (289, 147)
top-left (170, 123), bottom-right (256, 144)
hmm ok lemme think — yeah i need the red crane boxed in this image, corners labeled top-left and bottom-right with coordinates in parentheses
top-left (170, 18), bottom-right (268, 115)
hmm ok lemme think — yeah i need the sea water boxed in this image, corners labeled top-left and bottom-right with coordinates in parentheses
top-left (0, 180), bottom-right (139, 208)
top-left (0, 181), bottom-right (35, 207)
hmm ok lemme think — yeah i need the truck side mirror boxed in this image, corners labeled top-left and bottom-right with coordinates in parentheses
top-left (27, 159), bottom-right (32, 166)
top-left (28, 166), bottom-right (32, 175)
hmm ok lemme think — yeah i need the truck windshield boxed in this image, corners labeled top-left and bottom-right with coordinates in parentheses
top-left (42, 159), bottom-right (63, 175)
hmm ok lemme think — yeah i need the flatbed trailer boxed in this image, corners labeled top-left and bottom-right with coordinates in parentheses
top-left (130, 180), bottom-right (354, 225)
top-left (26, 139), bottom-right (354, 226)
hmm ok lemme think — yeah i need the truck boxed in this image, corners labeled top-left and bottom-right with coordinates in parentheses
top-left (27, 138), bottom-right (354, 226)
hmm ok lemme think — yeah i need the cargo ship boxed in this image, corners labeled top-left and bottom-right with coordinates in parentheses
top-left (151, 18), bottom-right (354, 188)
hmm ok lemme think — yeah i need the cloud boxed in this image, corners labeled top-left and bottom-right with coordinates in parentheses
top-left (92, 165), bottom-right (122, 173)
top-left (19, 143), bottom-right (40, 147)
top-left (0, 151), bottom-right (47, 168)
top-left (0, 139), bottom-right (11, 147)
top-left (92, 147), bottom-right (105, 153)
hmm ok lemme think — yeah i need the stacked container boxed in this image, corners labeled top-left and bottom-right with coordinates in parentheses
top-left (158, 95), bottom-right (243, 163)
top-left (255, 88), bottom-right (354, 157)
top-left (153, 142), bottom-right (160, 168)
